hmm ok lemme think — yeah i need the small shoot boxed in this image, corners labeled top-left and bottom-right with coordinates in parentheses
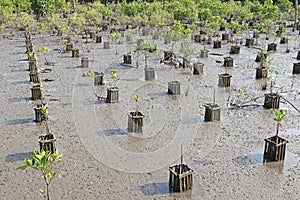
top-left (187, 74), bottom-right (192, 82)
top-left (37, 46), bottom-right (50, 64)
top-left (185, 74), bottom-right (192, 96)
top-left (111, 71), bottom-right (117, 79)
top-left (110, 71), bottom-right (118, 88)
top-left (83, 71), bottom-right (95, 77)
top-left (134, 95), bottom-right (139, 102)
top-left (37, 46), bottom-right (50, 53)
top-left (134, 95), bottom-right (139, 116)
top-left (40, 83), bottom-right (45, 92)
top-left (274, 109), bottom-right (285, 123)
top-left (274, 109), bottom-right (285, 136)
top-left (41, 104), bottom-right (48, 115)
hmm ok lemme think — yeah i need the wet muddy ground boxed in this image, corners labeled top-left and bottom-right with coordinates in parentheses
top-left (1, 27), bottom-right (300, 199)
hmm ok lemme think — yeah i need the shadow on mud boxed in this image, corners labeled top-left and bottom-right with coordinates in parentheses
top-left (5, 152), bottom-right (31, 163)
top-left (147, 92), bottom-right (168, 99)
top-left (97, 128), bottom-right (127, 136)
top-left (8, 97), bottom-right (31, 103)
top-left (181, 117), bottom-right (203, 124)
top-left (10, 80), bottom-right (28, 85)
top-left (4, 118), bottom-right (34, 125)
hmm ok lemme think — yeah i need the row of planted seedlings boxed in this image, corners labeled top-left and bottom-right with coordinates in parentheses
top-left (17, 28), bottom-right (66, 200)
top-left (24, 28), bottom-right (57, 154)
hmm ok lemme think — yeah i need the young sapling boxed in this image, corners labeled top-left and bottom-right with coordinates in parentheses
top-left (37, 46), bottom-right (50, 65)
top-left (17, 149), bottom-right (64, 200)
top-left (134, 95), bottom-right (139, 116)
top-left (109, 31), bottom-right (122, 55)
top-left (274, 109), bottom-right (285, 136)
top-left (185, 74), bottom-right (192, 96)
top-left (110, 70), bottom-right (118, 88)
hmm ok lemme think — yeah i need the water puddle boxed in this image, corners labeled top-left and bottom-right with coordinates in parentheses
top-left (140, 182), bottom-right (192, 199)
top-left (234, 148), bottom-right (298, 175)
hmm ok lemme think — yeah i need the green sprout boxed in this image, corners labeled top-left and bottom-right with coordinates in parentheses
top-left (134, 95), bottom-right (140, 115)
top-left (134, 95), bottom-right (139, 102)
top-left (274, 109), bottom-right (285, 136)
top-left (187, 74), bottom-right (192, 82)
top-left (83, 71), bottom-right (94, 77)
top-left (37, 46), bottom-right (50, 53)
top-left (40, 83), bottom-right (45, 92)
top-left (237, 86), bottom-right (248, 100)
top-left (110, 71), bottom-right (117, 79)
top-left (41, 104), bottom-right (48, 115)
top-left (274, 109), bottom-right (285, 123)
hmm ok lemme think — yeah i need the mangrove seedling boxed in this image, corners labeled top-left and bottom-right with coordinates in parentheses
top-left (162, 21), bottom-right (192, 52)
top-left (81, 44), bottom-right (86, 57)
top-left (136, 41), bottom-right (157, 68)
top-left (134, 94), bottom-right (139, 115)
top-left (41, 104), bottom-right (48, 115)
top-left (274, 109), bottom-right (285, 136)
top-left (17, 149), bottom-right (64, 200)
top-left (109, 31), bottom-right (122, 55)
top-left (180, 42), bottom-right (195, 68)
top-left (40, 83), bottom-right (45, 92)
top-left (37, 46), bottom-right (50, 65)
top-left (83, 71), bottom-right (95, 77)
top-left (185, 74), bottom-right (192, 96)
top-left (110, 70), bottom-right (118, 87)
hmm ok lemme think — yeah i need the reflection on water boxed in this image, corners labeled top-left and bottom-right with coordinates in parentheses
top-left (139, 182), bottom-right (192, 199)
top-left (233, 148), bottom-right (298, 174)
top-left (140, 182), bottom-right (169, 196)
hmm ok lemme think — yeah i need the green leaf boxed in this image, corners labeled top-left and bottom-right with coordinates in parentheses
top-left (25, 158), bottom-right (32, 166)
top-left (275, 69), bottom-right (279, 75)
top-left (134, 95), bottom-right (139, 102)
top-left (40, 186), bottom-right (46, 196)
top-left (31, 155), bottom-right (40, 165)
top-left (36, 154), bottom-right (43, 161)
top-left (110, 71), bottom-right (117, 79)
top-left (50, 173), bottom-right (56, 179)
top-left (274, 109), bottom-right (285, 122)
top-left (44, 168), bottom-right (51, 174)
top-left (17, 165), bottom-right (28, 170)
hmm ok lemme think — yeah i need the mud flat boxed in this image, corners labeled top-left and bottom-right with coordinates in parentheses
top-left (0, 28), bottom-right (300, 200)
